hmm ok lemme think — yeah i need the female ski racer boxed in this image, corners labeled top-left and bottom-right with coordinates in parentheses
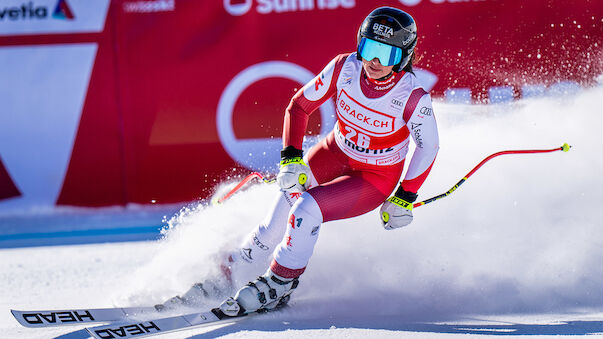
top-left (159, 6), bottom-right (440, 315)
top-left (216, 6), bottom-right (440, 316)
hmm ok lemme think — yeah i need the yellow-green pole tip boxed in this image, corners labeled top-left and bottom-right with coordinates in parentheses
top-left (561, 143), bottom-right (571, 152)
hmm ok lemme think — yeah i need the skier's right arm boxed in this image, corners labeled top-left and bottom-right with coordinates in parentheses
top-left (282, 54), bottom-right (348, 150)
top-left (277, 54), bottom-right (347, 192)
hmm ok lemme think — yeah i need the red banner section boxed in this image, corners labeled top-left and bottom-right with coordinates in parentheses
top-left (0, 0), bottom-right (601, 208)
top-left (0, 157), bottom-right (20, 201)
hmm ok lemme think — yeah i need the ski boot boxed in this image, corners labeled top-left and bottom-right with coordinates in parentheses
top-left (218, 269), bottom-right (299, 317)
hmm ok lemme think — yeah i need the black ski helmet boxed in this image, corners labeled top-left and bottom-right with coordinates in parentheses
top-left (357, 7), bottom-right (417, 72)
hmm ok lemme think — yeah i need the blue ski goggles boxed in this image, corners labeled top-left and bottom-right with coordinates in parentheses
top-left (358, 37), bottom-right (403, 66)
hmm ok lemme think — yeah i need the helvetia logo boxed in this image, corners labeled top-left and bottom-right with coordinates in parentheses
top-left (0, 0), bottom-right (74, 21)
top-left (53, 0), bottom-right (74, 20)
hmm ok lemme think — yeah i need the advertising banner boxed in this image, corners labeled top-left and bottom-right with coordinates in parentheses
top-left (0, 0), bottom-right (601, 208)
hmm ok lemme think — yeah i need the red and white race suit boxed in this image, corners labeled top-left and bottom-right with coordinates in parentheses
top-left (237, 53), bottom-right (439, 279)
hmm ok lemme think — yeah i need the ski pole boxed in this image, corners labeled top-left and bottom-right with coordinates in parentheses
top-left (214, 172), bottom-right (275, 204)
top-left (214, 143), bottom-right (571, 206)
top-left (412, 143), bottom-right (571, 208)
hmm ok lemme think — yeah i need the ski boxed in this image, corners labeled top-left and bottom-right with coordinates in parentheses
top-left (11, 306), bottom-right (160, 328)
top-left (86, 308), bottom-right (251, 339)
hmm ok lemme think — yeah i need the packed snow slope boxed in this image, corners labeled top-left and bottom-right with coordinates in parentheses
top-left (2, 83), bottom-right (603, 338)
top-left (128, 82), bottom-right (603, 317)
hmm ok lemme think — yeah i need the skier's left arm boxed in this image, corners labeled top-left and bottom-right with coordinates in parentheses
top-left (401, 93), bottom-right (439, 194)
top-left (380, 93), bottom-right (439, 230)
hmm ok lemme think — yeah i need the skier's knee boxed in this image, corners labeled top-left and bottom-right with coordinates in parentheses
top-left (290, 192), bottom-right (323, 225)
